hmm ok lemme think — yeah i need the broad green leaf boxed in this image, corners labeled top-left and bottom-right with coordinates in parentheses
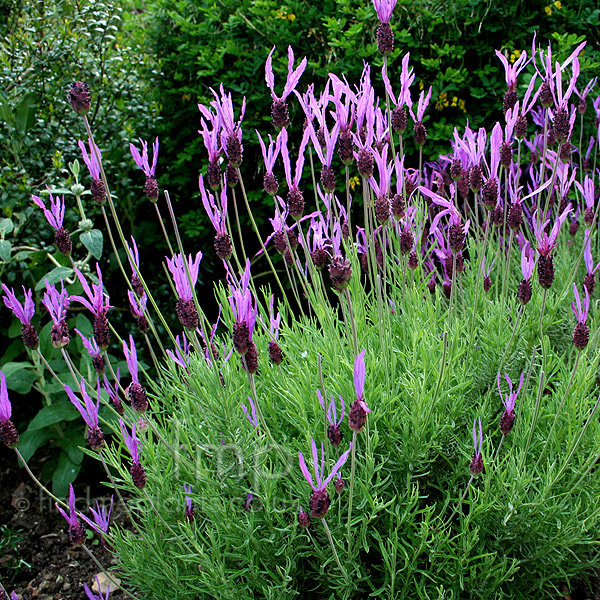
top-left (17, 427), bottom-right (53, 463)
top-left (80, 229), bottom-right (103, 260)
top-left (15, 92), bottom-right (37, 134)
top-left (36, 266), bottom-right (73, 290)
top-left (0, 218), bottom-right (13, 234)
top-left (2, 362), bottom-right (37, 394)
top-left (0, 240), bottom-right (11, 262)
top-left (52, 451), bottom-right (82, 497)
top-left (27, 402), bottom-right (80, 431)
top-left (58, 429), bottom-right (85, 465)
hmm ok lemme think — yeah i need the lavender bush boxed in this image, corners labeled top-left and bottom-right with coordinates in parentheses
top-left (3, 5), bottom-right (600, 598)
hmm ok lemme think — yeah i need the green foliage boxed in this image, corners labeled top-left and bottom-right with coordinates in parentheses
top-left (103, 230), bottom-right (600, 598)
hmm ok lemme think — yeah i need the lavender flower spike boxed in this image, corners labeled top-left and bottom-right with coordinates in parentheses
top-left (184, 483), bottom-right (195, 521)
top-left (42, 280), bottom-right (70, 348)
top-left (2, 284), bottom-right (38, 349)
top-left (298, 439), bottom-right (353, 518)
top-left (265, 46), bottom-right (307, 128)
top-left (572, 283), bottom-right (590, 349)
top-left (497, 372), bottom-right (524, 434)
top-left (166, 251), bottom-right (203, 329)
top-left (123, 334), bottom-right (148, 412)
top-left (130, 137), bottom-right (159, 201)
top-left (56, 484), bottom-right (86, 544)
top-left (76, 329), bottom-right (105, 375)
top-left (241, 396), bottom-right (258, 429)
top-left (119, 418), bottom-right (146, 489)
top-left (124, 236), bottom-right (144, 296)
top-left (80, 497), bottom-right (113, 548)
top-left (32, 192), bottom-right (72, 255)
top-left (327, 394), bottom-right (346, 447)
top-left (349, 350), bottom-right (372, 432)
top-left (0, 371), bottom-right (19, 448)
top-left (65, 379), bottom-right (105, 450)
top-left (200, 174), bottom-right (232, 260)
top-left (78, 138), bottom-right (106, 205)
top-left (469, 417), bottom-right (484, 475)
top-left (84, 576), bottom-right (111, 600)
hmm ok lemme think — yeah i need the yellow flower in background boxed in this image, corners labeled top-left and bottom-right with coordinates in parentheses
top-left (349, 176), bottom-right (360, 191)
top-left (544, 5), bottom-right (552, 15)
top-left (509, 49), bottom-right (521, 63)
top-left (458, 99), bottom-right (466, 113)
top-left (419, 81), bottom-right (424, 90)
top-left (554, 1), bottom-right (562, 8)
top-left (288, 13), bottom-right (296, 21)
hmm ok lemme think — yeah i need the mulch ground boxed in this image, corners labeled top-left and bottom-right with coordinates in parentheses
top-left (0, 447), bottom-right (128, 600)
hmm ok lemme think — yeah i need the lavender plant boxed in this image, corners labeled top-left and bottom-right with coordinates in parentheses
top-left (4, 13), bottom-right (600, 600)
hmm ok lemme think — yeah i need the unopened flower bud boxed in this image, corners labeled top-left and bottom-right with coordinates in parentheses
top-left (334, 476), bottom-right (345, 493)
top-left (69, 82), bottom-right (91, 116)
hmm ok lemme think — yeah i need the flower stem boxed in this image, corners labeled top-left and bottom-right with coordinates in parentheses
top-left (346, 430), bottom-right (357, 558)
top-left (322, 517), bottom-right (347, 579)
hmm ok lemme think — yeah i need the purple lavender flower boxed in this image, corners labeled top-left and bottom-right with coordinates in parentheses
top-left (583, 229), bottom-right (600, 294)
top-left (266, 294), bottom-right (283, 365)
top-left (298, 439), bottom-right (352, 518)
top-left (166, 252), bottom-right (203, 330)
top-left (72, 265), bottom-right (112, 350)
top-left (308, 121), bottom-right (341, 194)
top-left (517, 242), bottom-right (535, 305)
top-left (84, 576), bottom-right (111, 600)
top-left (575, 175), bottom-right (596, 226)
top-left (127, 290), bottom-right (149, 333)
top-left (469, 417), bottom-right (484, 475)
top-left (280, 127), bottom-right (311, 219)
top-left (227, 260), bottom-right (257, 355)
top-left (497, 372), bottom-right (524, 435)
top-left (257, 130), bottom-right (283, 195)
top-left (166, 334), bottom-right (191, 372)
top-left (184, 483), bottom-right (195, 521)
top-left (103, 370), bottom-right (124, 415)
top-left (78, 138), bottom-right (106, 205)
top-left (495, 48), bottom-right (529, 112)
top-left (76, 329), bottom-right (106, 375)
top-left (265, 46), bottom-right (307, 129)
top-left (42, 280), bottom-right (70, 348)
top-left (481, 256), bottom-right (496, 293)
top-left (80, 497), bottom-right (113, 548)
top-left (32, 192), bottom-right (72, 255)
top-left (124, 236), bottom-right (144, 296)
top-left (130, 137), bottom-right (159, 202)
top-left (2, 284), bottom-right (38, 349)
top-left (318, 390), bottom-right (345, 447)
top-left (56, 484), bottom-right (86, 544)
top-left (209, 85), bottom-right (246, 167)
top-left (123, 335), bottom-right (148, 412)
top-left (572, 283), bottom-right (590, 349)
top-left (0, 371), bottom-right (19, 448)
top-left (199, 174), bottom-right (232, 260)
top-left (198, 109), bottom-right (223, 190)
top-left (409, 86), bottom-right (432, 146)
top-left (65, 378), bottom-right (105, 450)
top-left (372, 0), bottom-right (398, 55)
top-left (349, 350), bottom-right (372, 432)
top-left (241, 396), bottom-right (258, 429)
top-left (119, 418), bottom-right (146, 489)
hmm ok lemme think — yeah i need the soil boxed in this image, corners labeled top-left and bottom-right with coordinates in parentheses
top-left (1, 445), bottom-right (600, 600)
top-left (0, 446), bottom-right (130, 600)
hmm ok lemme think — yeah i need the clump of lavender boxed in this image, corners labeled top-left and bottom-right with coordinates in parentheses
top-left (265, 45), bottom-right (307, 129)
top-left (32, 193), bottom-right (72, 255)
top-left (65, 378), bottom-right (105, 450)
top-left (469, 417), bottom-right (484, 476)
top-left (572, 283), bottom-right (590, 349)
top-left (72, 265), bottom-right (112, 350)
top-left (349, 350), bottom-right (372, 432)
top-left (166, 252), bottom-right (203, 330)
top-left (56, 484), bottom-right (86, 544)
top-left (124, 335), bottom-right (148, 412)
top-left (0, 371), bottom-right (19, 448)
top-left (2, 285), bottom-right (38, 349)
top-left (119, 419), bottom-right (146, 489)
top-left (130, 137), bottom-right (159, 202)
top-left (199, 174), bottom-right (232, 260)
top-left (497, 373), bottom-right (524, 435)
top-left (42, 280), bottom-right (70, 348)
top-left (79, 138), bottom-right (106, 205)
top-left (372, 0), bottom-right (398, 56)
top-left (298, 439), bottom-right (352, 518)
